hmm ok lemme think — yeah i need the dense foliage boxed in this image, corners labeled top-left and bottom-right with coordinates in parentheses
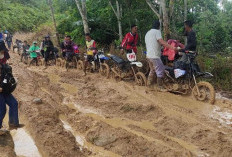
top-left (53, 0), bottom-right (232, 54)
top-left (0, 0), bottom-right (48, 32)
top-left (2, 0), bottom-right (232, 91)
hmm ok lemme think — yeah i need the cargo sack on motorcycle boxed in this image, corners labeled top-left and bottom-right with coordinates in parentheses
top-left (0, 64), bottom-right (17, 94)
top-left (174, 69), bottom-right (186, 78)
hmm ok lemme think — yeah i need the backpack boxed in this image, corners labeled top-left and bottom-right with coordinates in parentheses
top-left (0, 64), bottom-right (17, 94)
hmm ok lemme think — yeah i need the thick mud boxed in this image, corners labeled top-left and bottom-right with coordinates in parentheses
top-left (1, 46), bottom-right (232, 156)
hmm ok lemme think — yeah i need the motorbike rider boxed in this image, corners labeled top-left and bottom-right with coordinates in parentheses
top-left (13, 39), bottom-right (22, 53)
top-left (120, 24), bottom-right (138, 55)
top-left (29, 41), bottom-right (40, 66)
top-left (5, 32), bottom-right (13, 50)
top-left (178, 20), bottom-right (197, 64)
top-left (60, 35), bottom-right (76, 61)
top-left (21, 40), bottom-right (30, 62)
top-left (42, 35), bottom-right (54, 66)
top-left (84, 33), bottom-right (97, 76)
top-left (145, 20), bottom-right (177, 91)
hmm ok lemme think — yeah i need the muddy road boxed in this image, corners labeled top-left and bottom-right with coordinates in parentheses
top-left (1, 51), bottom-right (232, 157)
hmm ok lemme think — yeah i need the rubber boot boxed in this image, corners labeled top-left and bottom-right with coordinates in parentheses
top-left (147, 76), bottom-right (154, 87)
top-left (83, 62), bottom-right (87, 76)
top-left (91, 61), bottom-right (95, 72)
top-left (157, 77), bottom-right (167, 92)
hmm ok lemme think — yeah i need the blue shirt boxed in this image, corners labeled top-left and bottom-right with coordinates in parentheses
top-left (0, 33), bottom-right (3, 41)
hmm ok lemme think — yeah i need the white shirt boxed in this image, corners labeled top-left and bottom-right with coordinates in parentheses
top-left (145, 29), bottom-right (162, 59)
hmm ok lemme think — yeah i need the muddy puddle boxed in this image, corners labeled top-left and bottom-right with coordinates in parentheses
top-left (48, 73), bottom-right (61, 84)
top-left (10, 128), bottom-right (41, 157)
top-left (216, 93), bottom-right (230, 100)
top-left (2, 112), bottom-right (41, 157)
top-left (47, 73), bottom-right (78, 94)
top-left (60, 116), bottom-right (121, 157)
top-left (210, 106), bottom-right (232, 127)
top-left (60, 83), bottom-right (78, 94)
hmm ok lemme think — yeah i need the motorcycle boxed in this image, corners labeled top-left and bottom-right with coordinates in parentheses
top-left (28, 50), bottom-right (43, 66)
top-left (65, 53), bottom-right (80, 70)
top-left (78, 49), bottom-right (110, 76)
top-left (21, 49), bottom-right (30, 64)
top-left (42, 47), bottom-right (57, 66)
top-left (94, 50), bottom-right (110, 78)
top-left (108, 51), bottom-right (147, 86)
top-left (163, 51), bottom-right (215, 104)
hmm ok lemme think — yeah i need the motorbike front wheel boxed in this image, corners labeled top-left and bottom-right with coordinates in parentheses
top-left (140, 59), bottom-right (150, 76)
top-left (100, 63), bottom-right (110, 78)
top-left (135, 72), bottom-right (147, 86)
top-left (56, 58), bottom-right (63, 67)
top-left (192, 81), bottom-right (215, 104)
top-left (77, 60), bottom-right (84, 70)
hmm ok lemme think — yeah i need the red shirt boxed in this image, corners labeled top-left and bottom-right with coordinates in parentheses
top-left (0, 51), bottom-right (10, 64)
top-left (121, 32), bottom-right (138, 53)
top-left (163, 39), bottom-right (185, 61)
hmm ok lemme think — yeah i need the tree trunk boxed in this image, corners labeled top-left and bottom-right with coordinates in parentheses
top-left (47, 0), bottom-right (60, 46)
top-left (160, 0), bottom-right (170, 41)
top-left (146, 0), bottom-right (172, 40)
top-left (184, 0), bottom-right (187, 45)
top-left (145, 0), bottom-right (160, 19)
top-left (75, 0), bottom-right (90, 34)
top-left (159, 2), bottom-right (162, 31)
top-left (184, 0), bottom-right (187, 21)
top-left (118, 20), bottom-right (122, 42)
top-left (109, 0), bottom-right (123, 41)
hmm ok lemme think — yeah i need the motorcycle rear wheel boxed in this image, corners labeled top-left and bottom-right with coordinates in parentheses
top-left (192, 81), bottom-right (215, 104)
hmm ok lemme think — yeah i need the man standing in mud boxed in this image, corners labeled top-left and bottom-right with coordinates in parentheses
top-left (0, 41), bottom-right (21, 135)
top-left (145, 20), bottom-right (177, 91)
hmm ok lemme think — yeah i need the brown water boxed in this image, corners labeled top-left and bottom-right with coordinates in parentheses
top-left (2, 113), bottom-right (41, 157)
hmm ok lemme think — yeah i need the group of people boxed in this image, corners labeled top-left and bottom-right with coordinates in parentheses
top-left (0, 28), bottom-right (13, 50)
top-left (118, 20), bottom-right (196, 91)
top-left (20, 36), bottom-right (56, 66)
top-left (145, 20), bottom-right (196, 91)
top-left (25, 20), bottom-right (196, 88)
top-left (60, 33), bottom-right (96, 75)
top-left (0, 19), bottom-right (196, 134)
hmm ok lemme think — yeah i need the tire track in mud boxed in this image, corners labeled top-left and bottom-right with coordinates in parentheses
top-left (7, 51), bottom-right (232, 157)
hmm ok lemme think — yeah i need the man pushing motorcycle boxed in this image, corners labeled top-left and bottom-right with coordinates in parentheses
top-left (145, 20), bottom-right (178, 91)
top-left (84, 33), bottom-right (97, 76)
